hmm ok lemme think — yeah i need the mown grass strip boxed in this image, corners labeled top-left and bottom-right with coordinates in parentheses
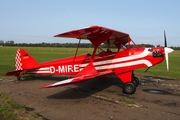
top-left (0, 104), bottom-right (19, 120)
top-left (0, 92), bottom-right (24, 120)
top-left (118, 97), bottom-right (136, 104)
top-left (0, 92), bottom-right (44, 120)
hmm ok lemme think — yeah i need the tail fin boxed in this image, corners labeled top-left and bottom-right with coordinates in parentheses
top-left (15, 49), bottom-right (39, 70)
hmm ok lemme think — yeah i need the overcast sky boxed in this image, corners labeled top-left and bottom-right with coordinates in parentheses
top-left (0, 0), bottom-right (180, 46)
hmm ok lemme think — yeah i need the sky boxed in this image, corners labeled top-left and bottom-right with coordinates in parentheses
top-left (0, 0), bottom-right (180, 46)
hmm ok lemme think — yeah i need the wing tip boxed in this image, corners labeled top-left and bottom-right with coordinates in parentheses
top-left (39, 85), bottom-right (52, 89)
top-left (39, 86), bottom-right (48, 89)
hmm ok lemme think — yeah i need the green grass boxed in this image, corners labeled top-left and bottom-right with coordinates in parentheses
top-left (0, 92), bottom-right (43, 120)
top-left (0, 104), bottom-right (19, 120)
top-left (0, 46), bottom-right (179, 79)
top-left (0, 92), bottom-right (23, 120)
top-left (118, 97), bottom-right (136, 104)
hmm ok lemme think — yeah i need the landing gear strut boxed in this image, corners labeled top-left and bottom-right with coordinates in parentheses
top-left (132, 71), bottom-right (140, 87)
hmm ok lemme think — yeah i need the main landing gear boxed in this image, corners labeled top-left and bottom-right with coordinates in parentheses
top-left (123, 76), bottom-right (140, 94)
top-left (123, 82), bottom-right (136, 94)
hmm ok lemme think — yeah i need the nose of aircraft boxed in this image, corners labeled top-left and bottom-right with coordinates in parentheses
top-left (164, 47), bottom-right (174, 54)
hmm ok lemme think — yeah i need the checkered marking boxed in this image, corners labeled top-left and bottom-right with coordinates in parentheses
top-left (15, 50), bottom-right (22, 70)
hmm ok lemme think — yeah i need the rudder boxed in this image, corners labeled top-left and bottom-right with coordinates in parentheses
top-left (15, 49), bottom-right (39, 70)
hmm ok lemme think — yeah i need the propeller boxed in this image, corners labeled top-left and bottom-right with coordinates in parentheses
top-left (164, 31), bottom-right (174, 72)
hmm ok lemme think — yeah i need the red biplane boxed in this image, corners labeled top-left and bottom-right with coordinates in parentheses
top-left (6, 26), bottom-right (174, 94)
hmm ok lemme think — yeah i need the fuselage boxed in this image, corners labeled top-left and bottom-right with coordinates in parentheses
top-left (26, 47), bottom-right (165, 75)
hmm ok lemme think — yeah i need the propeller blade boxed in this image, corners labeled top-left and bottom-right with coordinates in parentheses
top-left (164, 30), bottom-right (174, 72)
top-left (164, 31), bottom-right (167, 47)
top-left (165, 52), bottom-right (169, 72)
top-left (164, 47), bottom-right (174, 72)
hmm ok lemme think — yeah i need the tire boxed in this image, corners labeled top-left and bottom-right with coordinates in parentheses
top-left (133, 77), bottom-right (140, 87)
top-left (123, 82), bottom-right (136, 94)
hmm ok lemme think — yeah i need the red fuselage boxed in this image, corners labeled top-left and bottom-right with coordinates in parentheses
top-left (26, 47), bottom-right (164, 75)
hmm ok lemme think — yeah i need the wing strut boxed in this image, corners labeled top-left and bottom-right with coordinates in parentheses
top-left (73, 39), bottom-right (81, 62)
top-left (127, 36), bottom-right (138, 49)
top-left (130, 37), bottom-right (139, 48)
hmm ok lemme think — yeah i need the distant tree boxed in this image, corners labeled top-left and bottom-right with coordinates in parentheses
top-left (138, 44), bottom-right (155, 47)
top-left (156, 45), bottom-right (161, 47)
top-left (42, 42), bottom-right (47, 47)
top-left (5, 40), bottom-right (14, 45)
top-left (0, 40), bottom-right (4, 45)
top-left (9, 41), bottom-right (14, 45)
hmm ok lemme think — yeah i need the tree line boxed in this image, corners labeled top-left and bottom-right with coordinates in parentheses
top-left (0, 40), bottom-right (179, 50)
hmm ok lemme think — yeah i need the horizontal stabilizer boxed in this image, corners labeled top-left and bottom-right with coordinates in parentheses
top-left (6, 70), bottom-right (23, 76)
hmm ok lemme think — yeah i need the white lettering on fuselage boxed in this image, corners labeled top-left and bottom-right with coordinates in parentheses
top-left (50, 65), bottom-right (79, 73)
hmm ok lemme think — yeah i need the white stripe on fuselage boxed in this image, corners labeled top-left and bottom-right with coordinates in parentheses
top-left (80, 48), bottom-right (151, 68)
top-left (95, 59), bottom-right (152, 70)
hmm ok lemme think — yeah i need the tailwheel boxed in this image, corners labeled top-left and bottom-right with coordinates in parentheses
top-left (133, 77), bottom-right (140, 87)
top-left (123, 82), bottom-right (136, 94)
top-left (17, 76), bottom-right (21, 81)
top-left (16, 71), bottom-right (24, 81)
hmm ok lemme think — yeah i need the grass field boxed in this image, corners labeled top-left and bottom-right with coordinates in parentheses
top-left (0, 46), bottom-right (179, 80)
top-left (0, 92), bottom-right (44, 120)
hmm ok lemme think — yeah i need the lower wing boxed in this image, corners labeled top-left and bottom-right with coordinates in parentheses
top-left (40, 70), bottom-right (114, 89)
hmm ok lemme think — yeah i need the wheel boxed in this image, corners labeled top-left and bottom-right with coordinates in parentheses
top-left (133, 77), bottom-right (140, 87)
top-left (123, 82), bottom-right (136, 94)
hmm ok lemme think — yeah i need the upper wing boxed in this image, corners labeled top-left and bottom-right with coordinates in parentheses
top-left (40, 70), bottom-right (114, 89)
top-left (54, 26), bottom-right (131, 46)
